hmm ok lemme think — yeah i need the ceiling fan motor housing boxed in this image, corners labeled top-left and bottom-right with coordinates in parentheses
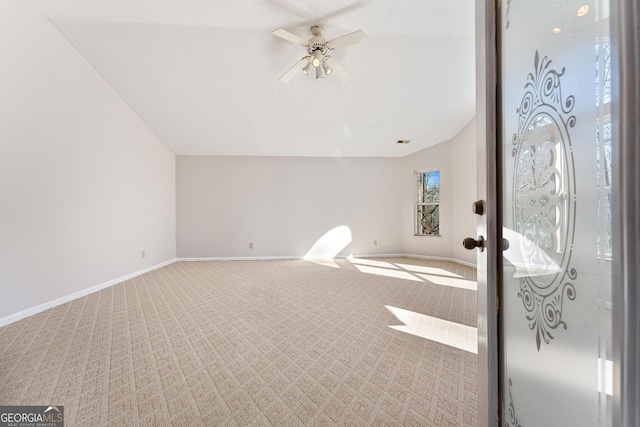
top-left (308, 26), bottom-right (328, 55)
top-left (308, 38), bottom-right (327, 54)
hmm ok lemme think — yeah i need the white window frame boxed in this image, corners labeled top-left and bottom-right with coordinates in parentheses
top-left (414, 169), bottom-right (441, 236)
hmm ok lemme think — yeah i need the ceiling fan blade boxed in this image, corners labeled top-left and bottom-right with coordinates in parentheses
top-left (279, 57), bottom-right (310, 82)
top-left (326, 30), bottom-right (367, 50)
top-left (264, 0), bottom-right (307, 19)
top-left (266, 0), bottom-right (370, 28)
top-left (315, 2), bottom-right (369, 24)
top-left (324, 57), bottom-right (352, 83)
top-left (272, 28), bottom-right (309, 46)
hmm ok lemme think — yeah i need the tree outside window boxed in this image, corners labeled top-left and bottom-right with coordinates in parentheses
top-left (596, 41), bottom-right (612, 258)
top-left (415, 170), bottom-right (440, 236)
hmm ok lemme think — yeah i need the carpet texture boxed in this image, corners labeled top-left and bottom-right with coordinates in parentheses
top-left (0, 257), bottom-right (477, 426)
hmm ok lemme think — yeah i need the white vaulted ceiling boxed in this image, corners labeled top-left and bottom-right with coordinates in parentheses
top-left (16, 0), bottom-right (476, 157)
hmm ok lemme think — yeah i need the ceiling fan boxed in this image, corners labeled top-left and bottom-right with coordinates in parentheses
top-left (272, 25), bottom-right (366, 82)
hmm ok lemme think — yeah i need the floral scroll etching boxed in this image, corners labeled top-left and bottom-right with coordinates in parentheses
top-left (511, 51), bottom-right (577, 350)
top-left (505, 378), bottom-right (521, 427)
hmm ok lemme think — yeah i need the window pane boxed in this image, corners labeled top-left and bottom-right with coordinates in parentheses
top-left (417, 205), bottom-right (440, 235)
top-left (416, 172), bottom-right (424, 203)
top-left (596, 41), bottom-right (612, 258)
top-left (596, 122), bottom-right (612, 257)
top-left (418, 171), bottom-right (440, 203)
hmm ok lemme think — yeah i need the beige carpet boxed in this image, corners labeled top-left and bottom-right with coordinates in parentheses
top-left (0, 257), bottom-right (477, 426)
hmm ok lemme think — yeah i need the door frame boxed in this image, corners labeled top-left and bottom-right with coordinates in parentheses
top-left (611, 1), bottom-right (640, 426)
top-left (475, 1), bottom-right (499, 426)
top-left (475, 0), bottom-right (640, 426)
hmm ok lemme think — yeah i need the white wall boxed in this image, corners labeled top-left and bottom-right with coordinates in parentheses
top-left (177, 121), bottom-right (477, 263)
top-left (0, 0), bottom-right (176, 321)
top-left (177, 156), bottom-right (404, 258)
top-left (451, 118), bottom-right (478, 265)
top-left (401, 119), bottom-right (477, 263)
top-left (402, 140), bottom-right (454, 258)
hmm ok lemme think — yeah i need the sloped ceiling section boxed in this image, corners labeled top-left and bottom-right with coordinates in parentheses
top-left (18, 0), bottom-right (476, 157)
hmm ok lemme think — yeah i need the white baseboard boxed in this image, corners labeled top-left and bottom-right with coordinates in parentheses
top-left (347, 253), bottom-right (406, 259)
top-left (0, 259), bottom-right (176, 328)
top-left (176, 254), bottom-right (404, 262)
top-left (176, 256), bottom-right (302, 262)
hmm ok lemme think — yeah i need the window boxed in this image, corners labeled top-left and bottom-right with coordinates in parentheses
top-left (415, 170), bottom-right (440, 236)
top-left (595, 41), bottom-right (612, 258)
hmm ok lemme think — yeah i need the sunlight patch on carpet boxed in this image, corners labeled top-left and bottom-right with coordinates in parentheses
top-left (386, 305), bottom-right (478, 354)
top-left (347, 256), bottom-right (399, 270)
top-left (354, 265), bottom-right (422, 282)
top-left (395, 263), bottom-right (463, 278)
top-left (416, 274), bottom-right (477, 291)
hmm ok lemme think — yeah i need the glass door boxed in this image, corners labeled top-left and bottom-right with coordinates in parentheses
top-left (498, 0), bottom-right (613, 425)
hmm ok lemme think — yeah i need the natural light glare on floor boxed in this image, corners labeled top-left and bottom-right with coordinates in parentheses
top-left (354, 265), bottom-right (422, 282)
top-left (304, 255), bottom-right (478, 293)
top-left (347, 256), bottom-right (399, 269)
top-left (395, 263), bottom-right (463, 278)
top-left (385, 305), bottom-right (478, 354)
top-left (416, 274), bottom-right (477, 291)
top-left (304, 258), bottom-right (341, 268)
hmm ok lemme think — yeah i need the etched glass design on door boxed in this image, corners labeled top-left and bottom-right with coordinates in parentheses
top-left (499, 0), bottom-right (613, 425)
top-left (510, 51), bottom-right (578, 351)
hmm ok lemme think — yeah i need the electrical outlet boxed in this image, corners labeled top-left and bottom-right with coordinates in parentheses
top-left (373, 240), bottom-right (378, 246)
top-left (249, 243), bottom-right (254, 249)
top-left (141, 250), bottom-right (145, 258)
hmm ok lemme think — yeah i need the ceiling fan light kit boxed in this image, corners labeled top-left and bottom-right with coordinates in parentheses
top-left (272, 25), bottom-right (366, 82)
top-left (302, 61), bottom-right (313, 75)
top-left (322, 60), bottom-right (333, 75)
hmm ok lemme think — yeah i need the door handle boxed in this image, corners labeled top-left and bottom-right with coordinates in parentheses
top-left (472, 200), bottom-right (485, 216)
top-left (463, 236), bottom-right (485, 252)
